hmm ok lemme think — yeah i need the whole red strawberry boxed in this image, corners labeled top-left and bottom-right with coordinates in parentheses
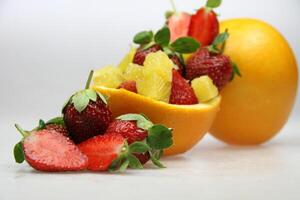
top-left (170, 70), bottom-right (198, 105)
top-left (63, 71), bottom-right (112, 143)
top-left (14, 125), bottom-right (88, 171)
top-left (169, 54), bottom-right (185, 75)
top-left (188, 0), bottom-right (221, 46)
top-left (118, 80), bottom-right (138, 93)
top-left (185, 48), bottom-right (233, 90)
top-left (106, 119), bottom-right (150, 164)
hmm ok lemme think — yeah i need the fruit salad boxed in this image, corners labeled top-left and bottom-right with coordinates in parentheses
top-left (92, 0), bottom-right (241, 106)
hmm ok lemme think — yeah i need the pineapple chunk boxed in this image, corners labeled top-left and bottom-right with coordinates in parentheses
top-left (137, 70), bottom-right (171, 103)
top-left (123, 63), bottom-right (143, 81)
top-left (136, 51), bottom-right (174, 102)
top-left (143, 51), bottom-right (174, 82)
top-left (191, 76), bottom-right (219, 102)
top-left (118, 48), bottom-right (137, 72)
top-left (93, 66), bottom-right (124, 88)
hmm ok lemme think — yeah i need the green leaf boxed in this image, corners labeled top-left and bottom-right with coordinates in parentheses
top-left (38, 119), bottom-right (46, 130)
top-left (212, 30), bottom-right (229, 47)
top-left (147, 125), bottom-right (173, 150)
top-left (154, 26), bottom-right (171, 47)
top-left (62, 96), bottom-right (72, 112)
top-left (119, 159), bottom-right (130, 173)
top-left (14, 141), bottom-right (24, 163)
top-left (46, 116), bottom-right (65, 126)
top-left (133, 31), bottom-right (154, 45)
top-left (149, 152), bottom-right (165, 168)
top-left (116, 114), bottom-right (154, 130)
top-left (170, 37), bottom-right (200, 53)
top-left (153, 149), bottom-right (163, 160)
top-left (72, 91), bottom-right (90, 113)
top-left (85, 89), bottom-right (97, 102)
top-left (96, 92), bottom-right (108, 105)
top-left (128, 154), bottom-right (143, 169)
top-left (129, 142), bottom-right (150, 153)
top-left (233, 62), bottom-right (242, 77)
top-left (206, 0), bottom-right (222, 9)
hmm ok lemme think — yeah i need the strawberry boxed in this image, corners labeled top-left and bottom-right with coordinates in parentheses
top-left (118, 80), bottom-right (138, 93)
top-left (169, 54), bottom-right (185, 76)
top-left (14, 125), bottom-right (88, 171)
top-left (106, 119), bottom-right (149, 164)
top-left (185, 48), bottom-right (233, 90)
top-left (170, 70), bottom-right (198, 105)
top-left (188, 0), bottom-right (222, 46)
top-left (78, 134), bottom-right (126, 171)
top-left (45, 124), bottom-right (69, 137)
top-left (167, 12), bottom-right (191, 42)
top-left (63, 71), bottom-right (112, 143)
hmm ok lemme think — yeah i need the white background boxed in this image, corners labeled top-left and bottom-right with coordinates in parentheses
top-left (0, 0), bottom-right (299, 199)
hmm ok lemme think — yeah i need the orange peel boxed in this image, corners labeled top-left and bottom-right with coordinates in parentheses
top-left (92, 86), bottom-right (221, 156)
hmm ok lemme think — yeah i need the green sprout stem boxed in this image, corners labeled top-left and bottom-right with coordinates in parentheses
top-left (15, 124), bottom-right (30, 138)
top-left (85, 70), bottom-right (94, 89)
top-left (170, 0), bottom-right (177, 13)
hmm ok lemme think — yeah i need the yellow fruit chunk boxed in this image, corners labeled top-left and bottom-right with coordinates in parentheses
top-left (92, 86), bottom-right (221, 155)
top-left (192, 76), bottom-right (219, 102)
top-left (143, 51), bottom-right (174, 81)
top-left (210, 19), bottom-right (298, 145)
top-left (123, 63), bottom-right (143, 81)
top-left (136, 51), bottom-right (174, 102)
top-left (118, 48), bottom-right (137, 72)
top-left (137, 71), bottom-right (171, 103)
top-left (93, 66), bottom-right (124, 89)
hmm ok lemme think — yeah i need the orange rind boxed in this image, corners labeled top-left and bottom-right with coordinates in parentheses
top-left (92, 86), bottom-right (221, 155)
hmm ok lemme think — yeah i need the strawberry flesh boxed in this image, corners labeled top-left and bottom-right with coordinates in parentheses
top-left (188, 8), bottom-right (219, 46)
top-left (45, 124), bottom-right (69, 137)
top-left (167, 12), bottom-right (191, 42)
top-left (63, 98), bottom-right (112, 144)
top-left (23, 130), bottom-right (88, 172)
top-left (170, 70), bottom-right (198, 105)
top-left (185, 48), bottom-right (233, 90)
top-left (119, 80), bottom-right (138, 93)
top-left (78, 134), bottom-right (125, 171)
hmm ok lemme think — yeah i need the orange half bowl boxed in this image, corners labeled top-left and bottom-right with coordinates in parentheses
top-left (93, 86), bottom-right (221, 155)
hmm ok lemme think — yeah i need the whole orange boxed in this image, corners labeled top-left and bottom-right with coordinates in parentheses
top-left (210, 18), bottom-right (298, 145)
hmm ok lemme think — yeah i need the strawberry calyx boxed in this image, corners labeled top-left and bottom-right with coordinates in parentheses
top-left (205, 0), bottom-right (222, 12)
top-left (109, 114), bottom-right (173, 171)
top-left (62, 70), bottom-right (108, 113)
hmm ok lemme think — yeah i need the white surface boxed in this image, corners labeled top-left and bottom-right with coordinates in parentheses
top-left (0, 0), bottom-right (299, 199)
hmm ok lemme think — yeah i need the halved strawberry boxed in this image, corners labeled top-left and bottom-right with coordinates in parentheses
top-left (170, 70), bottom-right (198, 105)
top-left (167, 12), bottom-right (191, 42)
top-left (78, 134), bottom-right (127, 171)
top-left (188, 0), bottom-right (222, 46)
top-left (14, 125), bottom-right (88, 172)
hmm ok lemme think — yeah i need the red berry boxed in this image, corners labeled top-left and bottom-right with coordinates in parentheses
top-left (167, 12), bottom-right (191, 42)
top-left (133, 44), bottom-right (162, 66)
top-left (119, 80), bottom-right (138, 93)
top-left (169, 54), bottom-right (185, 75)
top-left (185, 48), bottom-right (233, 90)
top-left (63, 97), bottom-right (112, 144)
top-left (170, 70), bottom-right (198, 105)
top-left (107, 120), bottom-right (148, 144)
top-left (78, 134), bottom-right (125, 171)
top-left (188, 8), bottom-right (219, 46)
top-left (106, 120), bottom-right (150, 164)
top-left (23, 130), bottom-right (88, 172)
